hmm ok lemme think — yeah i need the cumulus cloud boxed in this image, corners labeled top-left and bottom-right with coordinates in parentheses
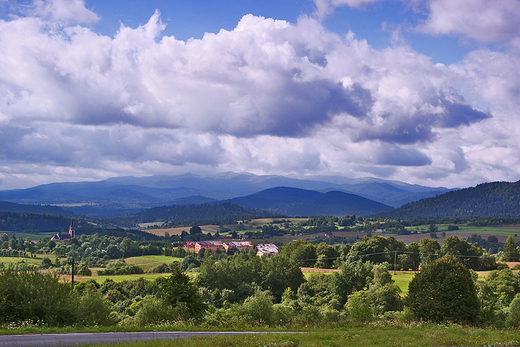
top-left (418, 0), bottom-right (520, 43)
top-left (313, 0), bottom-right (520, 44)
top-left (313, 0), bottom-right (384, 18)
top-left (31, 0), bottom-right (99, 23)
top-left (0, 6), bottom-right (519, 189)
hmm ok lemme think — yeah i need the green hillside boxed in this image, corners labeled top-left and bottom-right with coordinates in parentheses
top-left (118, 201), bottom-right (281, 227)
top-left (375, 181), bottom-right (520, 219)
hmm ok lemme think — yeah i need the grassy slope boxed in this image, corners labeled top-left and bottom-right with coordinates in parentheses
top-left (124, 255), bottom-right (183, 272)
top-left (0, 256), bottom-right (43, 266)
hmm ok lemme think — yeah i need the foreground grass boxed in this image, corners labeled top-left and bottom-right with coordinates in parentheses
top-left (82, 325), bottom-right (520, 347)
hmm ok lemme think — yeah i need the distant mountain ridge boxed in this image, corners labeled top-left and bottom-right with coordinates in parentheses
top-left (0, 201), bottom-right (75, 217)
top-left (226, 187), bottom-right (392, 217)
top-left (373, 181), bottom-right (520, 219)
top-left (0, 172), bottom-right (451, 217)
top-left (120, 202), bottom-right (281, 227)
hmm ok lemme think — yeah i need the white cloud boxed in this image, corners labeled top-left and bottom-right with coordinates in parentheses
top-left (31, 0), bottom-right (99, 23)
top-left (0, 8), bottom-right (519, 189)
top-left (418, 0), bottom-right (520, 43)
top-left (312, 0), bottom-right (520, 44)
top-left (313, 0), bottom-right (383, 18)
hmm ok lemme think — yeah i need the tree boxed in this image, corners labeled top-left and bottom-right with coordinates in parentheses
top-left (501, 235), bottom-right (520, 262)
top-left (23, 240), bottom-right (37, 255)
top-left (261, 255), bottom-right (304, 302)
top-left (419, 238), bottom-right (440, 265)
top-left (441, 235), bottom-right (483, 270)
top-left (280, 240), bottom-right (316, 267)
top-left (189, 226), bottom-right (202, 235)
top-left (329, 259), bottom-right (373, 306)
top-left (347, 236), bottom-right (390, 264)
top-left (406, 256), bottom-right (480, 324)
top-left (159, 267), bottom-right (207, 321)
top-left (315, 243), bottom-right (339, 269)
top-left (400, 242), bottom-right (421, 271)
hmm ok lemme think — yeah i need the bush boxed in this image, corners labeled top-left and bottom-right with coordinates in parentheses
top-left (406, 256), bottom-right (480, 324)
top-left (78, 286), bottom-right (118, 326)
top-left (159, 267), bottom-right (207, 322)
top-left (238, 290), bottom-right (275, 326)
top-left (133, 296), bottom-right (176, 326)
top-left (506, 293), bottom-right (520, 328)
top-left (0, 269), bottom-right (78, 326)
top-left (346, 291), bottom-right (373, 323)
top-left (97, 259), bottom-right (144, 276)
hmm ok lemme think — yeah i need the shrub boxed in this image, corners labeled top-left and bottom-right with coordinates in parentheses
top-left (406, 256), bottom-right (480, 324)
top-left (346, 291), bottom-right (373, 323)
top-left (0, 269), bottom-right (78, 326)
top-left (78, 286), bottom-right (118, 326)
top-left (238, 289), bottom-right (275, 326)
top-left (506, 293), bottom-right (520, 328)
top-left (159, 267), bottom-right (207, 322)
top-left (97, 259), bottom-right (143, 275)
top-left (134, 296), bottom-right (175, 326)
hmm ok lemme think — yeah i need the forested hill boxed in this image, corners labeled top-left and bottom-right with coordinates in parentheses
top-left (374, 181), bottom-right (520, 219)
top-left (0, 201), bottom-right (74, 217)
top-left (118, 202), bottom-right (282, 227)
top-left (0, 211), bottom-right (73, 232)
top-left (226, 187), bottom-right (392, 217)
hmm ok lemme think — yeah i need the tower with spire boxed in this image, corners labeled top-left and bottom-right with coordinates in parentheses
top-left (68, 219), bottom-right (75, 239)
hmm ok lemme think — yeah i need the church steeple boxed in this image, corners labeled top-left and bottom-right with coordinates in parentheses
top-left (68, 219), bottom-right (75, 238)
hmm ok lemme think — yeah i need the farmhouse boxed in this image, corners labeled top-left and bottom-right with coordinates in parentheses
top-left (194, 241), bottom-right (224, 254)
top-left (51, 220), bottom-right (76, 242)
top-left (223, 241), bottom-right (253, 253)
top-left (183, 241), bottom-right (197, 253)
top-left (256, 243), bottom-right (278, 257)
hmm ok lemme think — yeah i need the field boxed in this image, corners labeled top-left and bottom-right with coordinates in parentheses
top-left (0, 256), bottom-right (42, 267)
top-left (391, 272), bottom-right (416, 293)
top-left (124, 255), bottom-right (183, 272)
top-left (143, 218), bottom-right (307, 237)
top-left (403, 224), bottom-right (520, 243)
top-left (0, 231), bottom-right (55, 240)
top-left (144, 225), bottom-right (215, 236)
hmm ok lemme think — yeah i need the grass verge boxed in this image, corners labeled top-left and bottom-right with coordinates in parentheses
top-left (81, 325), bottom-right (520, 347)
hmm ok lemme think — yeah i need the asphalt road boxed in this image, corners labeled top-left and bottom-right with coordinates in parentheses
top-left (0, 331), bottom-right (296, 347)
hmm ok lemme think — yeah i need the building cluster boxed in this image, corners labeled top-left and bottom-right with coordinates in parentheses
top-left (183, 240), bottom-right (278, 257)
top-left (255, 243), bottom-right (279, 257)
top-left (51, 220), bottom-right (76, 243)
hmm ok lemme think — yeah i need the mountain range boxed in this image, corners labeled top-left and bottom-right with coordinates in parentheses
top-left (1, 174), bottom-right (520, 229)
top-left (0, 172), bottom-right (450, 217)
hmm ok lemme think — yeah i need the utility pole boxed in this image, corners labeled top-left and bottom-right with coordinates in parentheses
top-left (69, 258), bottom-right (78, 290)
top-left (394, 250), bottom-right (397, 274)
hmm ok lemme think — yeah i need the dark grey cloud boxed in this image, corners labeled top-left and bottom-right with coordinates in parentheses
top-left (358, 120), bottom-right (436, 144)
top-left (253, 80), bottom-right (374, 137)
top-left (0, 125), bottom-right (76, 164)
top-left (355, 98), bottom-right (490, 145)
top-left (375, 146), bottom-right (432, 166)
top-left (434, 100), bottom-right (491, 128)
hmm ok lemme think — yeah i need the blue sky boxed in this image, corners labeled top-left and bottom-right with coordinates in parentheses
top-left (60, 0), bottom-right (475, 63)
top-left (0, 0), bottom-right (519, 190)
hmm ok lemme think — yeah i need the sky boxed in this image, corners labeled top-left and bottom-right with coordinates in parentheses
top-left (0, 0), bottom-right (519, 190)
